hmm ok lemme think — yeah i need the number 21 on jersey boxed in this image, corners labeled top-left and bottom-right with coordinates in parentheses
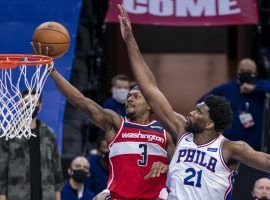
top-left (183, 168), bottom-right (203, 188)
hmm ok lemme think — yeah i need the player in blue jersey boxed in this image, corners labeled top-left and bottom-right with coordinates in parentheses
top-left (118, 4), bottom-right (270, 200)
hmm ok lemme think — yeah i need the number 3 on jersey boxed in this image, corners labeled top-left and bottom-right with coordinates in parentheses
top-left (138, 144), bottom-right (148, 166)
top-left (183, 168), bottom-right (202, 188)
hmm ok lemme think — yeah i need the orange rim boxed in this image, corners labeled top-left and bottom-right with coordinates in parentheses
top-left (0, 54), bottom-right (53, 69)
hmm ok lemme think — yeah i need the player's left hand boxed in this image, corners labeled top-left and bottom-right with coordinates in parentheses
top-left (118, 4), bottom-right (133, 42)
top-left (31, 42), bottom-right (49, 56)
top-left (144, 161), bottom-right (168, 180)
top-left (240, 83), bottom-right (255, 93)
top-left (31, 42), bottom-right (55, 72)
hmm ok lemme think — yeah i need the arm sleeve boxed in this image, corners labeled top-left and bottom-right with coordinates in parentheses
top-left (254, 80), bottom-right (270, 93)
top-left (0, 140), bottom-right (8, 195)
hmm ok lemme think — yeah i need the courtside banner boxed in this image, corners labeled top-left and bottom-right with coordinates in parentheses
top-left (105, 0), bottom-right (258, 26)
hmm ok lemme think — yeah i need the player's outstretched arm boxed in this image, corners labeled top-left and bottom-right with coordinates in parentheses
top-left (31, 42), bottom-right (120, 135)
top-left (50, 70), bottom-right (120, 133)
top-left (118, 4), bottom-right (185, 139)
top-left (225, 141), bottom-right (270, 172)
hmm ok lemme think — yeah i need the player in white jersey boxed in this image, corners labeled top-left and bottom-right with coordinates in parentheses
top-left (118, 4), bottom-right (270, 200)
top-left (167, 126), bottom-right (237, 200)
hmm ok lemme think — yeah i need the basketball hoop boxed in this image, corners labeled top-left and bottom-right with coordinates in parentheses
top-left (0, 54), bottom-right (53, 140)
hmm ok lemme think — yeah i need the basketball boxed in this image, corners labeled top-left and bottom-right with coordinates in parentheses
top-left (32, 21), bottom-right (70, 58)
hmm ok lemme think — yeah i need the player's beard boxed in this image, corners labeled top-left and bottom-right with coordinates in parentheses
top-left (126, 112), bottom-right (135, 120)
top-left (185, 120), bottom-right (204, 135)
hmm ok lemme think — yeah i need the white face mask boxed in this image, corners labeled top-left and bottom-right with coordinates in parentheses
top-left (112, 87), bottom-right (129, 104)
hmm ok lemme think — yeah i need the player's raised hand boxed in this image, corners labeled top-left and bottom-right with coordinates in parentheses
top-left (31, 42), bottom-right (54, 72)
top-left (118, 4), bottom-right (133, 42)
top-left (144, 161), bottom-right (168, 180)
top-left (31, 42), bottom-right (49, 56)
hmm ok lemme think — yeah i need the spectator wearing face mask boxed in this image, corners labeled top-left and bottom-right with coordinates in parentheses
top-left (61, 156), bottom-right (94, 200)
top-left (252, 177), bottom-right (270, 200)
top-left (85, 135), bottom-right (109, 195)
top-left (103, 74), bottom-right (130, 116)
top-left (198, 58), bottom-right (270, 150)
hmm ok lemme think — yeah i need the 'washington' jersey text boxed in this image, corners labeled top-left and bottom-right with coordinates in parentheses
top-left (108, 117), bottom-right (168, 199)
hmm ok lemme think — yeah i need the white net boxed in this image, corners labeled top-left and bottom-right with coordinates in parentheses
top-left (0, 57), bottom-right (53, 140)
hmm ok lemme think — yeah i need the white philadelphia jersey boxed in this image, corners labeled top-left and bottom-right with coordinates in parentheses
top-left (167, 133), bottom-right (237, 200)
